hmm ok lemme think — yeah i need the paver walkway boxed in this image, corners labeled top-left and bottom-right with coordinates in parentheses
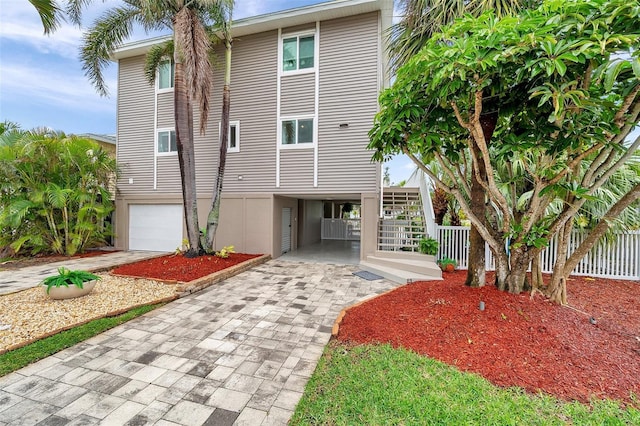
top-left (0, 251), bottom-right (165, 295)
top-left (0, 259), bottom-right (398, 425)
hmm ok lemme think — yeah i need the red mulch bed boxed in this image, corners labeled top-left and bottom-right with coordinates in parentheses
top-left (0, 249), bottom-right (120, 270)
top-left (111, 253), bottom-right (261, 282)
top-left (337, 270), bottom-right (640, 406)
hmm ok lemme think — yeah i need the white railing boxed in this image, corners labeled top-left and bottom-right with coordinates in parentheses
top-left (321, 219), bottom-right (361, 241)
top-left (378, 219), bottom-right (424, 251)
top-left (436, 226), bottom-right (640, 280)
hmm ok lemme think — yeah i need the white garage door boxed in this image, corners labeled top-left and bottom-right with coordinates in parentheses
top-left (129, 204), bottom-right (183, 251)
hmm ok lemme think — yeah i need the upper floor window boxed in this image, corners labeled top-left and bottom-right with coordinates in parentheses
top-left (221, 121), bottom-right (240, 153)
top-left (157, 129), bottom-right (176, 154)
top-left (282, 35), bottom-right (315, 72)
top-left (282, 118), bottom-right (313, 145)
top-left (158, 60), bottom-right (174, 90)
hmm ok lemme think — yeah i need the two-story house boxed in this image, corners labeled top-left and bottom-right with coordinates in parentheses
top-left (111, 0), bottom-right (393, 261)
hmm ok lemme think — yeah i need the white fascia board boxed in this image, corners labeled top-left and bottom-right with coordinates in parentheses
top-left (111, 0), bottom-right (390, 60)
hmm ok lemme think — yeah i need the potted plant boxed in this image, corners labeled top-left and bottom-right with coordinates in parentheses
top-left (41, 267), bottom-right (101, 300)
top-left (418, 237), bottom-right (439, 255)
top-left (437, 257), bottom-right (457, 272)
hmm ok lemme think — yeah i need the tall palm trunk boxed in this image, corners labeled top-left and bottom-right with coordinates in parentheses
top-left (205, 37), bottom-right (232, 251)
top-left (174, 58), bottom-right (201, 256)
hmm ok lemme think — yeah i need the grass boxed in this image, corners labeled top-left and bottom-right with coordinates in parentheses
top-left (290, 342), bottom-right (640, 425)
top-left (0, 303), bottom-right (164, 377)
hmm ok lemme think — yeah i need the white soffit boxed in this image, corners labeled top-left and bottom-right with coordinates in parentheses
top-left (111, 0), bottom-right (391, 60)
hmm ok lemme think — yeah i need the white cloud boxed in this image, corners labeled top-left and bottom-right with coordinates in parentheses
top-left (0, 1), bottom-right (86, 59)
top-left (1, 64), bottom-right (116, 112)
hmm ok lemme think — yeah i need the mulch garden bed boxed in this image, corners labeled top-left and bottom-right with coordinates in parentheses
top-left (111, 252), bottom-right (262, 282)
top-left (337, 270), bottom-right (640, 407)
top-left (0, 249), bottom-right (120, 270)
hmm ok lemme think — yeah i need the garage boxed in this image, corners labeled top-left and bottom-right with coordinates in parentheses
top-left (129, 204), bottom-right (183, 251)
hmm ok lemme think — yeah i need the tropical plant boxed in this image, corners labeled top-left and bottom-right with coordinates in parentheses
top-left (388, 0), bottom-right (535, 289)
top-left (369, 0), bottom-right (640, 302)
top-left (0, 130), bottom-right (116, 256)
top-left (419, 237), bottom-right (439, 255)
top-left (81, 0), bottom-right (234, 257)
top-left (437, 257), bottom-right (457, 271)
top-left (41, 267), bottom-right (100, 294)
top-left (215, 244), bottom-right (235, 258)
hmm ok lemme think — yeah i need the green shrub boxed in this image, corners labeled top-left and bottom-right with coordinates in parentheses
top-left (419, 237), bottom-right (438, 255)
top-left (0, 129), bottom-right (117, 256)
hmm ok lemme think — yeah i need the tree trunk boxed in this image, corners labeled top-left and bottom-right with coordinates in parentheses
top-left (548, 182), bottom-right (640, 304)
top-left (205, 38), bottom-right (232, 252)
top-left (493, 249), bottom-right (509, 291)
top-left (505, 245), bottom-right (531, 293)
top-left (465, 146), bottom-right (487, 287)
top-left (465, 105), bottom-right (497, 287)
top-left (547, 219), bottom-right (572, 304)
top-left (531, 252), bottom-right (543, 289)
top-left (174, 60), bottom-right (201, 257)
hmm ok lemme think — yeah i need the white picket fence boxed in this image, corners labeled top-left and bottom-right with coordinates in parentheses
top-left (436, 225), bottom-right (640, 280)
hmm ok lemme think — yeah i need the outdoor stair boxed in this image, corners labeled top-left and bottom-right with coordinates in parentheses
top-left (360, 250), bottom-right (442, 284)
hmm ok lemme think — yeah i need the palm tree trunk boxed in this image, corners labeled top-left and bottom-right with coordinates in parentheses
top-left (174, 59), bottom-right (201, 257)
top-left (205, 38), bottom-right (232, 252)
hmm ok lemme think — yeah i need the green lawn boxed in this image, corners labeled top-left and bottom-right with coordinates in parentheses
top-left (291, 342), bottom-right (639, 425)
top-left (0, 303), bottom-right (164, 376)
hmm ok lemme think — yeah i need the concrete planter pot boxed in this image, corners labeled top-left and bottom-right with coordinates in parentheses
top-left (45, 279), bottom-right (97, 300)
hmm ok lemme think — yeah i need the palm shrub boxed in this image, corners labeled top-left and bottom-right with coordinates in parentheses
top-left (0, 129), bottom-right (117, 256)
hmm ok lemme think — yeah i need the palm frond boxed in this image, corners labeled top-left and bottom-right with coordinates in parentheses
top-left (28, 0), bottom-right (62, 34)
top-left (81, 5), bottom-right (142, 97)
top-left (144, 41), bottom-right (175, 85)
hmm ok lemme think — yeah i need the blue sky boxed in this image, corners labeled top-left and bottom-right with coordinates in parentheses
top-left (0, 0), bottom-right (414, 184)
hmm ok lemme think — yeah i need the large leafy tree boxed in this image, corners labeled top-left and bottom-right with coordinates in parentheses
top-left (0, 129), bottom-right (116, 256)
top-left (81, 0), bottom-right (231, 256)
top-left (388, 0), bottom-right (534, 288)
top-left (370, 0), bottom-right (640, 302)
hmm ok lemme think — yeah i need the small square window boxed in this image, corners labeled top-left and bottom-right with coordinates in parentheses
top-left (158, 130), bottom-right (176, 154)
top-left (282, 34), bottom-right (315, 72)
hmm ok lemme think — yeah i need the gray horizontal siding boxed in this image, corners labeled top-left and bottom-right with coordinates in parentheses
top-left (279, 149), bottom-right (314, 189)
top-left (317, 12), bottom-right (380, 193)
top-left (156, 155), bottom-right (181, 193)
top-left (157, 92), bottom-right (174, 128)
top-left (116, 56), bottom-right (155, 196)
top-left (215, 30), bottom-right (279, 193)
top-left (281, 73), bottom-right (316, 116)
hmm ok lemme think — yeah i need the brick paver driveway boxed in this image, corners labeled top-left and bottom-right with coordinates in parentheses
top-left (0, 260), bottom-right (398, 425)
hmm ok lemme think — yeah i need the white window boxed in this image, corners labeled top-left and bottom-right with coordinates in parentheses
top-left (220, 121), bottom-right (240, 153)
top-left (281, 118), bottom-right (313, 145)
top-left (282, 34), bottom-right (315, 72)
top-left (157, 129), bottom-right (176, 154)
top-left (158, 60), bottom-right (174, 90)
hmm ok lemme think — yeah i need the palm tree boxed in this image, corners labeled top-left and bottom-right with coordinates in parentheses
top-left (388, 0), bottom-right (536, 287)
top-left (81, 0), bottom-right (231, 256)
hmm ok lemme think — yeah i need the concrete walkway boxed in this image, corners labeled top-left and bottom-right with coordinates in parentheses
top-left (0, 258), bottom-right (398, 425)
top-left (0, 251), bottom-right (166, 295)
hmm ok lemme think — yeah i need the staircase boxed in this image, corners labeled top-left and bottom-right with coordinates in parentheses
top-left (360, 187), bottom-right (442, 283)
